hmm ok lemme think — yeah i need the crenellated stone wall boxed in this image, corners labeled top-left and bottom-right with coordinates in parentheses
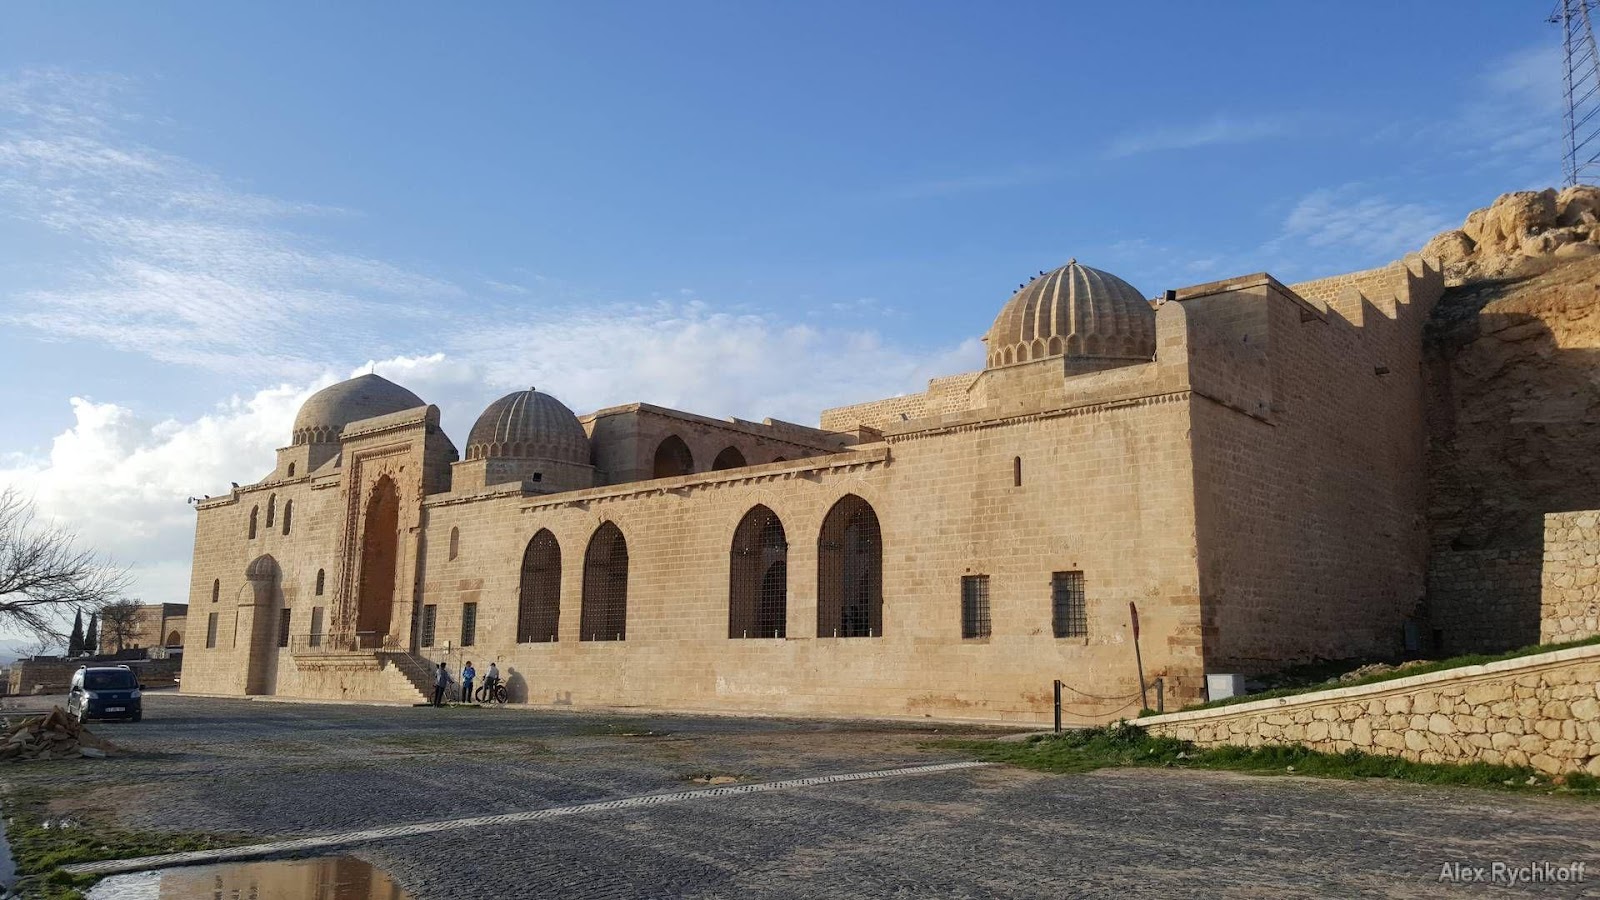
top-left (1142, 644), bottom-right (1600, 775)
top-left (1542, 510), bottom-right (1600, 643)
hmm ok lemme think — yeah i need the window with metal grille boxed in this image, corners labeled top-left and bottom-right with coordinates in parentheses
top-left (461, 602), bottom-right (477, 647)
top-left (817, 494), bottom-right (883, 638)
top-left (277, 609), bottom-right (292, 648)
top-left (421, 604), bottom-right (437, 647)
top-left (729, 505), bottom-right (787, 638)
top-left (206, 612), bottom-right (218, 649)
top-left (961, 575), bottom-right (991, 638)
top-left (518, 529), bottom-right (561, 642)
top-left (1052, 571), bottom-right (1087, 638)
top-left (581, 522), bottom-right (629, 640)
top-left (309, 606), bottom-right (324, 647)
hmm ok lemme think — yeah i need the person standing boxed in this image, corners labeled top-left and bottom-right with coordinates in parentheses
top-left (484, 661), bottom-right (500, 698)
top-left (432, 661), bottom-right (449, 707)
top-left (461, 660), bottom-right (476, 703)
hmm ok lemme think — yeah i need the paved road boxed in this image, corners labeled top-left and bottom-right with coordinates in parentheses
top-left (7, 693), bottom-right (1599, 898)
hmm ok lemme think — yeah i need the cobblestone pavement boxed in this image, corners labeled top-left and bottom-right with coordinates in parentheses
top-left (7, 692), bottom-right (1599, 898)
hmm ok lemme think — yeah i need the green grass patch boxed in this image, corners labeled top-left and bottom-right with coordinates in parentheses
top-left (1181, 635), bottom-right (1600, 712)
top-left (934, 721), bottom-right (1600, 798)
top-left (3, 786), bottom-right (252, 899)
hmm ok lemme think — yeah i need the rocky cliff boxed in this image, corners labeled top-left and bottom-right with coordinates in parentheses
top-left (1422, 191), bottom-right (1600, 652)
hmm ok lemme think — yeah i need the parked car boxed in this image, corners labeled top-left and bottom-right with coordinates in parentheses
top-left (67, 665), bottom-right (143, 723)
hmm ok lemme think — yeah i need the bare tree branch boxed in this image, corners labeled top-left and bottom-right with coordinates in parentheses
top-left (0, 488), bottom-right (130, 642)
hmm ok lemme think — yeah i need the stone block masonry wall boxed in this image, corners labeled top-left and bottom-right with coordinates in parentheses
top-left (1142, 644), bottom-right (1600, 775)
top-left (1184, 259), bottom-right (1443, 672)
top-left (1542, 510), bottom-right (1600, 643)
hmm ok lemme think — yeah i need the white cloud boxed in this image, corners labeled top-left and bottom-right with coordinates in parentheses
top-left (1, 313), bottom-right (982, 608)
top-left (0, 382), bottom-right (325, 608)
top-left (0, 66), bottom-right (993, 611)
top-left (0, 69), bottom-right (460, 380)
top-left (1273, 184), bottom-right (1451, 260)
top-left (1104, 115), bottom-right (1295, 159)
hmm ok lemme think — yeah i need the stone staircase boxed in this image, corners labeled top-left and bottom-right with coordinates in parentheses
top-left (381, 650), bottom-right (438, 703)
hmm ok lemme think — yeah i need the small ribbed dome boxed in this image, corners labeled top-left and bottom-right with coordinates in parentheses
top-left (985, 260), bottom-right (1156, 368)
top-left (292, 374), bottom-right (426, 445)
top-left (465, 389), bottom-right (589, 464)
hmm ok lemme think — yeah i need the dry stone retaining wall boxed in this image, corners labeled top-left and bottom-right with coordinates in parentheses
top-left (1141, 644), bottom-right (1600, 775)
top-left (1542, 510), bottom-right (1600, 643)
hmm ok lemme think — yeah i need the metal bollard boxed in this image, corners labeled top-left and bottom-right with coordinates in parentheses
top-left (1053, 679), bottom-right (1063, 733)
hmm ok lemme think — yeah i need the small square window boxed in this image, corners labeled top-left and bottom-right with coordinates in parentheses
top-left (1052, 571), bottom-right (1087, 638)
top-left (961, 576), bottom-right (991, 639)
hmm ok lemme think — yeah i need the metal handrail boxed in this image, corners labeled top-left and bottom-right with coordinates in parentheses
top-left (289, 631), bottom-right (399, 654)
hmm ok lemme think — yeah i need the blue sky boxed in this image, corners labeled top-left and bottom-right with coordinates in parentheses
top-left (0, 2), bottom-right (1569, 609)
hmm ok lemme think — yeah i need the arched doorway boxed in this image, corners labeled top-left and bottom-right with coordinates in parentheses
top-left (242, 554), bottom-right (282, 695)
top-left (356, 476), bottom-right (400, 642)
top-left (165, 631), bottom-right (181, 647)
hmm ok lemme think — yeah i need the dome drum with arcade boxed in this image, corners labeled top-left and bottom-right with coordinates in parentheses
top-left (984, 259), bottom-right (1156, 369)
top-left (455, 388), bottom-right (595, 494)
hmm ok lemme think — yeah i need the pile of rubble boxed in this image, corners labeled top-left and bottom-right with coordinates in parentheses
top-left (0, 707), bottom-right (118, 761)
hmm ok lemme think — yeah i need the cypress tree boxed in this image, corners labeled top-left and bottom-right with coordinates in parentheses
top-left (85, 613), bottom-right (99, 658)
top-left (67, 611), bottom-right (85, 657)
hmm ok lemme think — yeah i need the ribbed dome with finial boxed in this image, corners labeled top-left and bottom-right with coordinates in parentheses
top-left (292, 374), bottom-right (426, 445)
top-left (465, 389), bottom-right (590, 464)
top-left (985, 259), bottom-right (1156, 368)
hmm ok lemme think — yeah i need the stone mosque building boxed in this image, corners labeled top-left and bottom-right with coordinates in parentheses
top-left (181, 254), bottom-right (1447, 723)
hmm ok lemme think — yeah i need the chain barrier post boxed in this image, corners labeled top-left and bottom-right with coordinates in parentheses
top-left (1053, 679), bottom-right (1062, 733)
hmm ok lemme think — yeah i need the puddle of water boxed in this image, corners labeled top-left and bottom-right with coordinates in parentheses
top-left (85, 855), bottom-right (411, 900)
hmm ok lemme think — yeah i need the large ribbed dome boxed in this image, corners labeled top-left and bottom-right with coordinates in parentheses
top-left (465, 389), bottom-right (589, 464)
top-left (292, 374), bottom-right (426, 445)
top-left (985, 260), bottom-right (1156, 368)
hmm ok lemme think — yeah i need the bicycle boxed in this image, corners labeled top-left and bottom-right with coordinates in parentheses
top-left (474, 680), bottom-right (508, 704)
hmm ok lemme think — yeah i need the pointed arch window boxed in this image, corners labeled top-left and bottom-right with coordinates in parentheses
top-left (248, 506), bottom-right (259, 539)
top-left (449, 527), bottom-right (460, 561)
top-left (580, 522), bottom-right (629, 641)
top-left (518, 529), bottom-right (561, 642)
top-left (265, 494), bottom-right (276, 528)
top-left (730, 505), bottom-right (787, 638)
top-left (281, 500), bottom-right (293, 535)
top-left (712, 446), bottom-right (747, 470)
top-left (652, 435), bottom-right (693, 478)
top-left (817, 495), bottom-right (883, 638)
